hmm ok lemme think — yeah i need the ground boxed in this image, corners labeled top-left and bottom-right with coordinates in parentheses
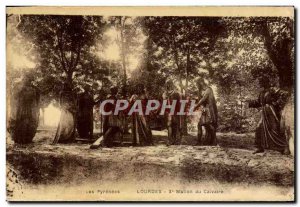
top-left (6, 129), bottom-right (294, 201)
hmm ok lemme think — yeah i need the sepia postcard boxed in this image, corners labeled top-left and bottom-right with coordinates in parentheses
top-left (6, 6), bottom-right (295, 202)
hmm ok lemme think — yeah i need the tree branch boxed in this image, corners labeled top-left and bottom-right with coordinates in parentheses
top-left (56, 33), bottom-right (68, 73)
top-left (71, 44), bottom-right (81, 72)
top-left (16, 15), bottom-right (22, 28)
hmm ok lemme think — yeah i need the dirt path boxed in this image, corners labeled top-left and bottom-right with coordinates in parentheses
top-left (6, 130), bottom-right (294, 201)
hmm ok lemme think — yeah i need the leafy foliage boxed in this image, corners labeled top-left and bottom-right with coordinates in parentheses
top-left (16, 15), bottom-right (109, 102)
top-left (7, 15), bottom-right (294, 132)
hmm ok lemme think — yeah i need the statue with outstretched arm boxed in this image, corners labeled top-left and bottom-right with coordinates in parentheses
top-left (247, 77), bottom-right (289, 154)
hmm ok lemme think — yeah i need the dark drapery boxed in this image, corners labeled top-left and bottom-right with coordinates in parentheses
top-left (9, 83), bottom-right (40, 144)
top-left (249, 88), bottom-right (288, 151)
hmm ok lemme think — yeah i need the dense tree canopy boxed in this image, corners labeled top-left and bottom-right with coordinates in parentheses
top-left (13, 15), bottom-right (110, 100)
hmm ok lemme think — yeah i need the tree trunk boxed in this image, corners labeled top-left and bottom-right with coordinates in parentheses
top-left (41, 108), bottom-right (45, 126)
top-left (172, 45), bottom-right (188, 135)
top-left (277, 54), bottom-right (293, 90)
top-left (185, 47), bottom-right (190, 96)
top-left (173, 48), bottom-right (184, 94)
top-left (181, 94), bottom-right (188, 135)
top-left (67, 71), bottom-right (73, 86)
top-left (259, 21), bottom-right (293, 91)
top-left (121, 47), bottom-right (127, 85)
top-left (120, 18), bottom-right (127, 86)
top-left (181, 47), bottom-right (191, 135)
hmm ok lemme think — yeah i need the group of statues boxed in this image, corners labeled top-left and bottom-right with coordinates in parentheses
top-left (89, 81), bottom-right (219, 149)
top-left (8, 74), bottom-right (293, 155)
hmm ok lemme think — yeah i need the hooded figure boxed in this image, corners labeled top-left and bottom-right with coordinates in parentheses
top-left (53, 83), bottom-right (77, 144)
top-left (9, 72), bottom-right (40, 144)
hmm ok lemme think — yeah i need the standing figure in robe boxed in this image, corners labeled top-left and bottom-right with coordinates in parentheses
top-left (77, 85), bottom-right (95, 140)
top-left (90, 87), bottom-right (123, 149)
top-left (162, 81), bottom-right (182, 145)
top-left (130, 84), bottom-right (153, 146)
top-left (248, 76), bottom-right (288, 154)
top-left (53, 83), bottom-right (77, 144)
top-left (9, 73), bottom-right (40, 144)
top-left (195, 80), bottom-right (218, 146)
